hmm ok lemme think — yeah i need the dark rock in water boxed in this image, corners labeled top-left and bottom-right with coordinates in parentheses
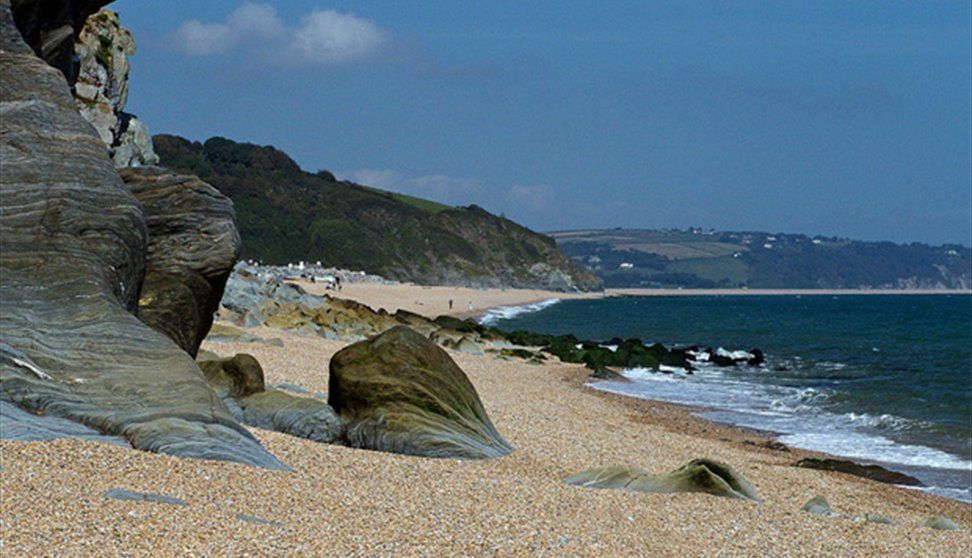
top-left (747, 349), bottom-right (765, 366)
top-left (588, 369), bottom-right (625, 380)
top-left (104, 488), bottom-right (188, 506)
top-left (921, 515), bottom-right (961, 531)
top-left (0, 4), bottom-right (282, 470)
top-left (795, 458), bottom-right (924, 487)
top-left (566, 459), bottom-right (760, 501)
top-left (329, 326), bottom-right (512, 459)
top-left (235, 514), bottom-right (283, 528)
top-left (801, 496), bottom-right (834, 516)
top-left (122, 167), bottom-right (241, 357)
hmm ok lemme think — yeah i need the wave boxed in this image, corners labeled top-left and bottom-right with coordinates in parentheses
top-left (477, 298), bottom-right (561, 325)
top-left (588, 363), bottom-right (972, 490)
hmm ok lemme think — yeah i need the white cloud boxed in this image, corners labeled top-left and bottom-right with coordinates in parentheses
top-left (168, 2), bottom-right (387, 66)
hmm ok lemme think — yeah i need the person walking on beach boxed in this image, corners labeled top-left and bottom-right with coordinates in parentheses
top-left (448, 299), bottom-right (453, 310)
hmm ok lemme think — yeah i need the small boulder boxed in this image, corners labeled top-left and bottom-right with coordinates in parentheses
top-left (801, 496), bottom-right (835, 516)
top-left (566, 459), bottom-right (759, 501)
top-left (864, 513), bottom-right (895, 525)
top-left (329, 326), bottom-right (512, 459)
top-left (921, 515), bottom-right (961, 531)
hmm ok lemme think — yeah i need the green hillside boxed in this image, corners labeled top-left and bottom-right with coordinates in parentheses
top-left (554, 228), bottom-right (971, 289)
top-left (154, 135), bottom-right (601, 291)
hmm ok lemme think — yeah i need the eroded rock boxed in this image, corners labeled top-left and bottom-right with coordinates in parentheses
top-left (0, 3), bottom-right (282, 469)
top-left (329, 326), bottom-right (512, 459)
top-left (566, 459), bottom-right (760, 501)
top-left (123, 167), bottom-right (241, 356)
top-left (795, 458), bottom-right (923, 487)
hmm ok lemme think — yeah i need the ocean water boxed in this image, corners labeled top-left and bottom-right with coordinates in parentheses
top-left (488, 295), bottom-right (972, 502)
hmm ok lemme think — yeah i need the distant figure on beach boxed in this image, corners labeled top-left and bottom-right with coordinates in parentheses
top-left (468, 302), bottom-right (473, 312)
top-left (335, 276), bottom-right (342, 291)
top-left (448, 299), bottom-right (453, 310)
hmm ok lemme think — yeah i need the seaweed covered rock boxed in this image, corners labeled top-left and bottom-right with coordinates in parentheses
top-left (0, 3), bottom-right (281, 469)
top-left (329, 326), bottom-right (512, 459)
top-left (565, 459), bottom-right (760, 500)
top-left (123, 167), bottom-right (241, 356)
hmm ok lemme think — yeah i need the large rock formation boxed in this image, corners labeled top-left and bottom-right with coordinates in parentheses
top-left (8, 0), bottom-right (109, 81)
top-left (329, 327), bottom-right (512, 459)
top-left (0, 1), bottom-right (282, 469)
top-left (73, 9), bottom-right (157, 167)
top-left (565, 459), bottom-right (760, 500)
top-left (122, 167), bottom-right (241, 356)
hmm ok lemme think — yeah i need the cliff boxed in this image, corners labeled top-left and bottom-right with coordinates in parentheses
top-left (154, 135), bottom-right (602, 291)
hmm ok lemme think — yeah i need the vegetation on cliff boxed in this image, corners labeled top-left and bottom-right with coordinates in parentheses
top-left (155, 135), bottom-right (601, 291)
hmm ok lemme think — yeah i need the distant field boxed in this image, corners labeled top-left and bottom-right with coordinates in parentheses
top-left (552, 228), bottom-right (971, 290)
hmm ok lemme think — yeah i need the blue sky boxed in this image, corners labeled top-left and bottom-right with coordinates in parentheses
top-left (113, 1), bottom-right (971, 245)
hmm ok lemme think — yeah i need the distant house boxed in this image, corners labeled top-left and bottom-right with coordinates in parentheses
top-left (763, 243), bottom-right (773, 249)
top-left (619, 262), bottom-right (634, 269)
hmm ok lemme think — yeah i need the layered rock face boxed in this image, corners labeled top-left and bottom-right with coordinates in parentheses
top-left (73, 9), bottom-right (157, 167)
top-left (329, 327), bottom-right (512, 459)
top-left (0, 1), bottom-right (282, 469)
top-left (122, 167), bottom-right (241, 357)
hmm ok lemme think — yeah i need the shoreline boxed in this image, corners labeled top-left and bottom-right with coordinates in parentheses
top-left (2, 322), bottom-right (969, 554)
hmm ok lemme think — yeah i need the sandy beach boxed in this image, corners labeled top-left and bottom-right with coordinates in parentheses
top-left (293, 280), bottom-right (971, 323)
top-left (293, 279), bottom-right (599, 318)
top-left (2, 313), bottom-right (970, 556)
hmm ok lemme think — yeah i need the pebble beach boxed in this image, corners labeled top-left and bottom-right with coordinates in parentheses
top-left (2, 317), bottom-right (969, 556)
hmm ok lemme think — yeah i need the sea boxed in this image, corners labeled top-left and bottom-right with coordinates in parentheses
top-left (481, 294), bottom-right (972, 502)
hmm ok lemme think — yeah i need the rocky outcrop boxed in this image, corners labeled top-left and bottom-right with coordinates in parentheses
top-left (197, 353), bottom-right (342, 444)
top-left (122, 167), bottom-right (241, 356)
top-left (565, 460), bottom-right (760, 500)
top-left (0, 2), bottom-right (282, 469)
top-left (8, 0), bottom-right (109, 81)
top-left (329, 327), bottom-right (512, 459)
top-left (73, 9), bottom-right (157, 167)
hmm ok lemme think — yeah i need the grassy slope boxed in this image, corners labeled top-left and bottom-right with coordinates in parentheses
top-left (154, 135), bottom-right (601, 291)
top-left (553, 229), bottom-right (971, 289)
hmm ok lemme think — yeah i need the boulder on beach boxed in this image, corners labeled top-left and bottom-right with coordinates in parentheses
top-left (795, 458), bottom-right (923, 487)
top-left (566, 459), bottom-right (760, 501)
top-left (921, 515), bottom-right (961, 531)
top-left (0, 3), bottom-right (282, 470)
top-left (800, 496), bottom-right (834, 516)
top-left (197, 353), bottom-right (342, 444)
top-left (329, 326), bottom-right (512, 459)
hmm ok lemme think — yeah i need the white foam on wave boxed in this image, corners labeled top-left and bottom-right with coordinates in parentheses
top-left (589, 364), bottom-right (972, 473)
top-left (477, 298), bottom-right (561, 325)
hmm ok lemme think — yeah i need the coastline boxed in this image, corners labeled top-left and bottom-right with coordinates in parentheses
top-left (2, 323), bottom-right (967, 555)
top-left (3, 285), bottom-right (969, 555)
